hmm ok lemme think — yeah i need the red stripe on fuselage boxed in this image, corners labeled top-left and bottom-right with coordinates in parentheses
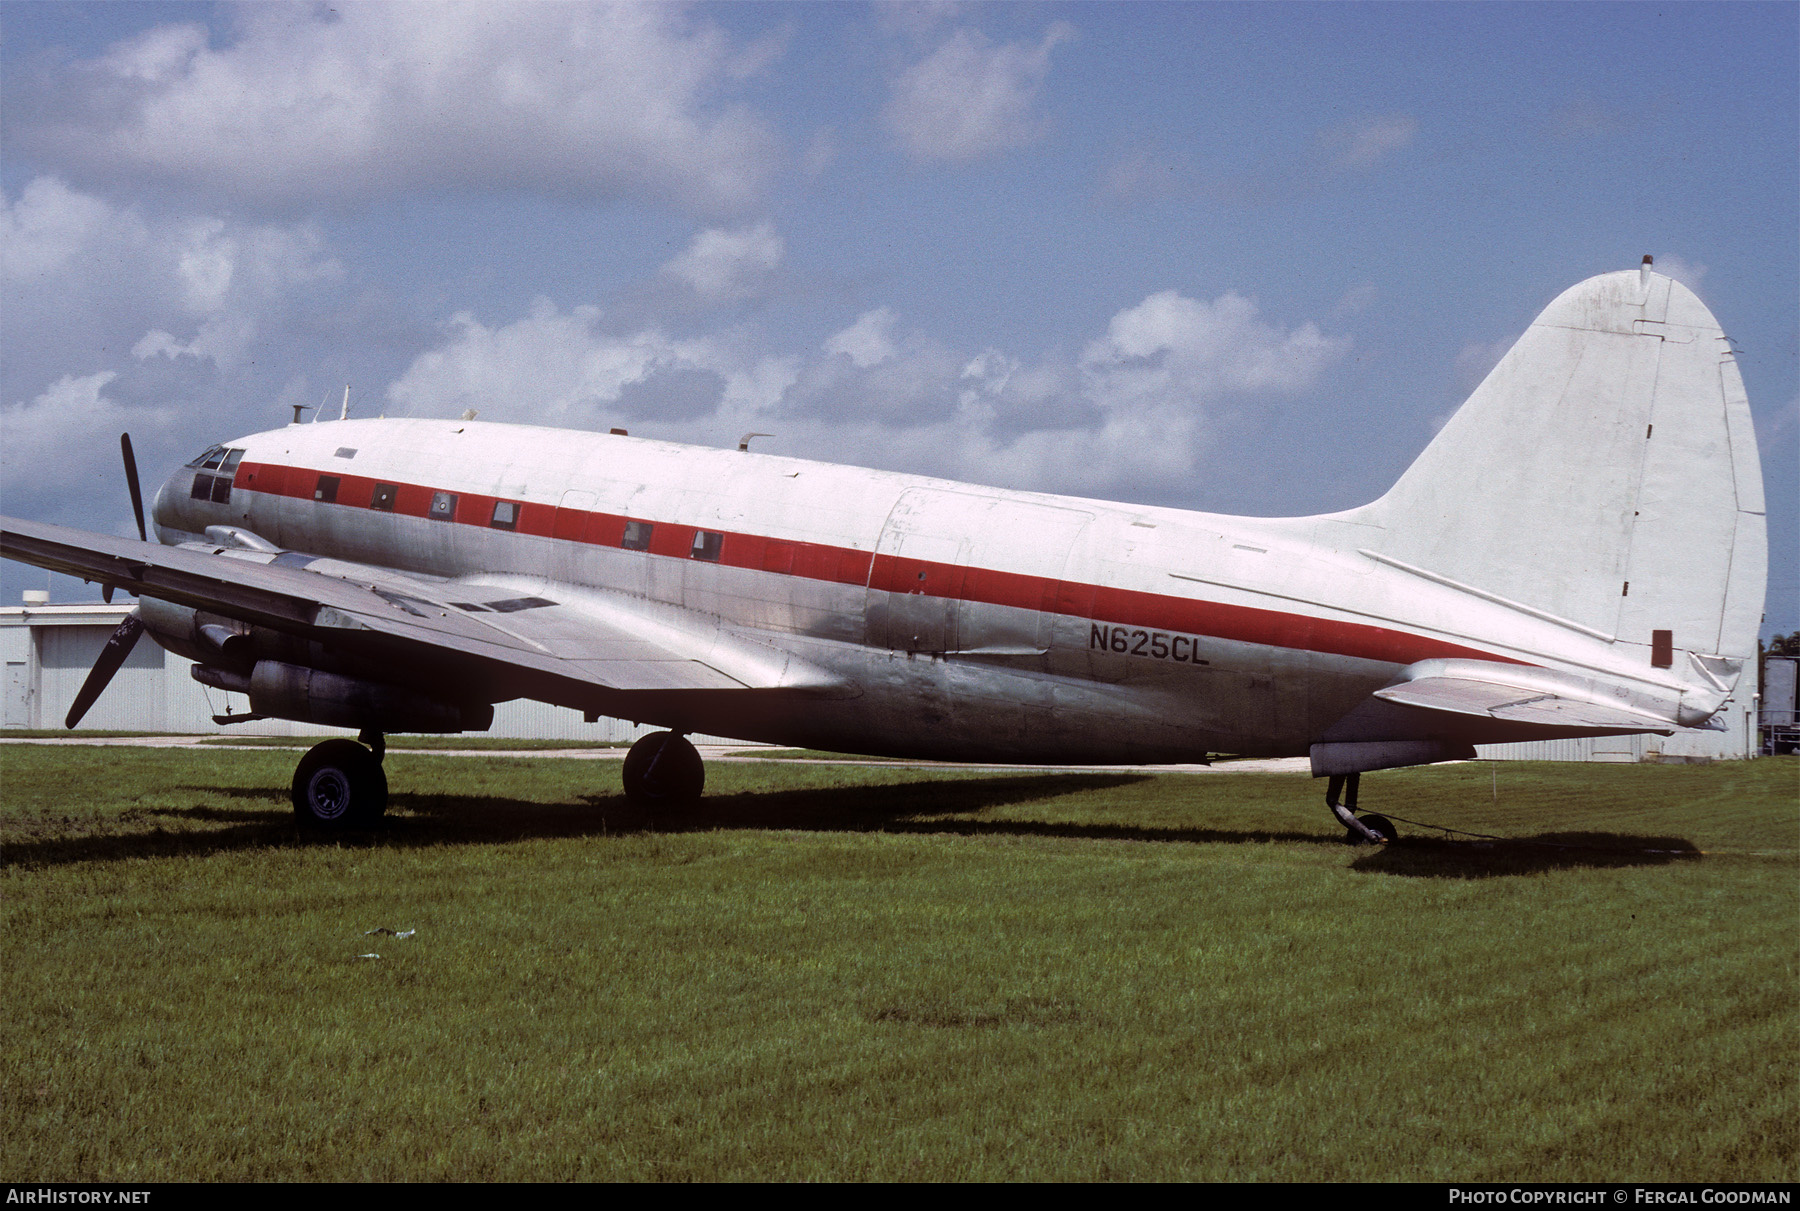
top-left (233, 460), bottom-right (1519, 667)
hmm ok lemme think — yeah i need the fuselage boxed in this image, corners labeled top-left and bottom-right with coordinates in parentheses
top-left (150, 417), bottom-right (1706, 762)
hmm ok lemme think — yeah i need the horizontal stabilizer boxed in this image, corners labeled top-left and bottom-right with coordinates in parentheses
top-left (1317, 659), bottom-right (1687, 771)
top-left (1373, 677), bottom-right (1676, 734)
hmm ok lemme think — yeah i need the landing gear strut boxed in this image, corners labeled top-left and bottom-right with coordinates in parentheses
top-left (292, 735), bottom-right (388, 828)
top-left (1325, 771), bottom-right (1396, 845)
top-left (622, 731), bottom-right (704, 807)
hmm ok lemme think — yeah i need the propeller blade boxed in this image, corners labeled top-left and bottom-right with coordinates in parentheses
top-left (65, 611), bottom-right (145, 729)
top-left (121, 433), bottom-right (147, 542)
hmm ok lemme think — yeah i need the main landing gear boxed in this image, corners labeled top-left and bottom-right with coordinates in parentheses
top-left (1325, 771), bottom-right (1396, 846)
top-left (622, 731), bottom-right (705, 807)
top-left (291, 731), bottom-right (388, 828)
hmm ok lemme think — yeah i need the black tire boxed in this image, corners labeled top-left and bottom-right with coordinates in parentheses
top-left (1344, 812), bottom-right (1397, 845)
top-left (622, 732), bottom-right (705, 806)
top-left (292, 739), bottom-right (388, 828)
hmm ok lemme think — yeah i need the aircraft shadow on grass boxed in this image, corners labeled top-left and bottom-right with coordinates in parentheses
top-left (2, 774), bottom-right (1701, 878)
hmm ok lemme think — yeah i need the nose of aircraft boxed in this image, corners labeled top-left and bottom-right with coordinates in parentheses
top-left (150, 474), bottom-right (177, 540)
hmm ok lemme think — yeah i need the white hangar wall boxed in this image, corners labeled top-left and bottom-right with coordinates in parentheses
top-left (2, 599), bottom-right (1758, 759)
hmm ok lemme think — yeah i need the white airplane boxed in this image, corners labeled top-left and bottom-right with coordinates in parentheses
top-left (0, 261), bottom-right (1766, 842)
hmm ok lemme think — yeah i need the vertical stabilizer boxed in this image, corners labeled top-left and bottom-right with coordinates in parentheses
top-left (1353, 267), bottom-right (1766, 681)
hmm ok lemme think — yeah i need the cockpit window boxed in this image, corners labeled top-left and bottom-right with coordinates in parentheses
top-left (188, 447), bottom-right (245, 504)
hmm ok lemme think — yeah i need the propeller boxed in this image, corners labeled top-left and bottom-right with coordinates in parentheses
top-left (102, 434), bottom-right (148, 604)
top-left (75, 431), bottom-right (152, 721)
top-left (122, 433), bottom-right (147, 541)
top-left (66, 611), bottom-right (145, 728)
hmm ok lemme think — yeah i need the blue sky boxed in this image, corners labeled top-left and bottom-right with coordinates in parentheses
top-left (3, 1), bottom-right (1795, 635)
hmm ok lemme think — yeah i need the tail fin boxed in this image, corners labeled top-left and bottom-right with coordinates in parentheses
top-left (1352, 264), bottom-right (1766, 674)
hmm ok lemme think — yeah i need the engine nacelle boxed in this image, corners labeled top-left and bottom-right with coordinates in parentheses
top-left (139, 597), bottom-right (254, 671)
top-left (192, 660), bottom-right (493, 733)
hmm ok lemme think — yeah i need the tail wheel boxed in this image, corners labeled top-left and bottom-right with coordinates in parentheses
top-left (1345, 813), bottom-right (1397, 845)
top-left (292, 739), bottom-right (388, 828)
top-left (622, 732), bottom-right (705, 806)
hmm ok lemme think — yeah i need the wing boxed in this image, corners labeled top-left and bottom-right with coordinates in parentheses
top-left (0, 515), bottom-right (847, 717)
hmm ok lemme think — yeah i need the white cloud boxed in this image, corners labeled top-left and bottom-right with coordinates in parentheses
top-left (780, 291), bottom-right (1348, 496)
top-left (0, 176), bottom-right (361, 528)
top-left (822, 308), bottom-right (900, 368)
top-left (884, 22), bottom-right (1074, 162)
top-left (2, 177), bottom-right (343, 380)
top-left (385, 299), bottom-right (720, 424)
top-left (17, 4), bottom-right (780, 215)
top-left (1082, 291), bottom-right (1350, 397)
top-left (661, 223), bottom-right (784, 303)
top-left (0, 372), bottom-right (174, 523)
top-left (381, 286), bottom-right (1347, 503)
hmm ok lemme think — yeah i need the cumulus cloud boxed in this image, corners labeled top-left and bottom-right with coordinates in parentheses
top-left (0, 372), bottom-right (176, 527)
top-left (379, 285), bottom-right (1347, 502)
top-left (884, 22), bottom-right (1075, 162)
top-left (13, 3), bottom-right (780, 215)
top-left (661, 223), bottom-right (784, 303)
top-left (383, 296), bottom-right (803, 440)
top-left (0, 175), bottom-right (373, 530)
top-left (1082, 291), bottom-right (1350, 398)
top-left (822, 308), bottom-right (900, 368)
top-left (2, 177), bottom-right (343, 388)
top-left (787, 292), bottom-right (1348, 495)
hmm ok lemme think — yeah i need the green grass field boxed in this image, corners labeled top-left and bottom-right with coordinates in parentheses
top-left (3, 745), bottom-right (1794, 1181)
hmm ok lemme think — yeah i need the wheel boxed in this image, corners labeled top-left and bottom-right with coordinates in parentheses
top-left (622, 732), bottom-right (705, 806)
top-left (291, 739), bottom-right (388, 828)
top-left (1343, 812), bottom-right (1397, 845)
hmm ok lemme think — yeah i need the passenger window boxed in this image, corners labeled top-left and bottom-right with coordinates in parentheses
top-left (429, 491), bottom-right (458, 522)
top-left (491, 501), bottom-right (518, 531)
top-left (621, 521), bottom-right (653, 551)
top-left (315, 475), bottom-right (340, 503)
top-left (691, 531), bottom-right (723, 562)
top-left (370, 483), bottom-right (398, 512)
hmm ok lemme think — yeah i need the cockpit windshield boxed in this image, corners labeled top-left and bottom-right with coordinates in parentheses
top-left (186, 446), bottom-right (246, 505)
